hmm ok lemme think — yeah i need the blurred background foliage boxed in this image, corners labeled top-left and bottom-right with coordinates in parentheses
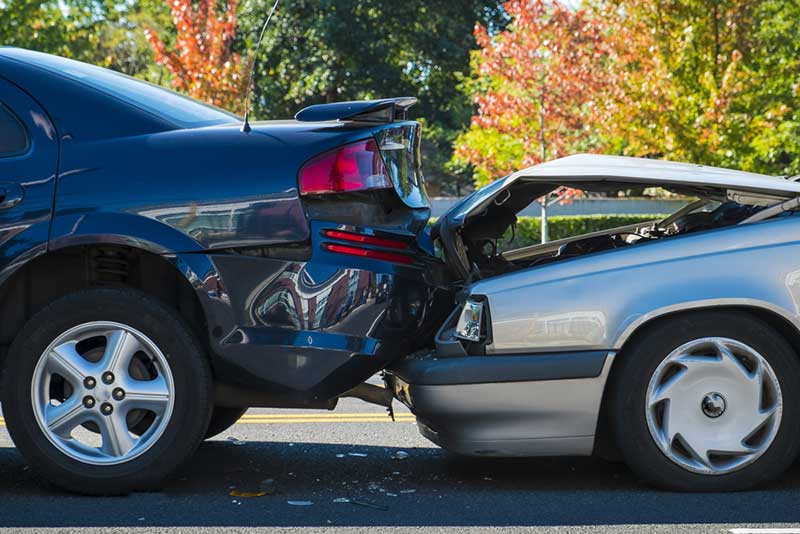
top-left (2, 0), bottom-right (798, 195)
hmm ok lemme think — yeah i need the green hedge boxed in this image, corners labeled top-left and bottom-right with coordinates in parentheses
top-left (500, 214), bottom-right (666, 250)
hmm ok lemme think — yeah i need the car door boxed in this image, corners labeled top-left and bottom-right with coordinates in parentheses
top-left (0, 77), bottom-right (59, 283)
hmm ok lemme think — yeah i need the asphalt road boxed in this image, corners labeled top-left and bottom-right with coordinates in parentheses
top-left (1, 397), bottom-right (800, 534)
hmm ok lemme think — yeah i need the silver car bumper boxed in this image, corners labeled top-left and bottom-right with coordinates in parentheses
top-left (386, 351), bottom-right (615, 457)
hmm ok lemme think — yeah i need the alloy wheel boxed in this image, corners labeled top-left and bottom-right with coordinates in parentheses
top-left (31, 321), bottom-right (175, 465)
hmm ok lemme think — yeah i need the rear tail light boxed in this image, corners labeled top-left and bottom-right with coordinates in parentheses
top-left (321, 229), bottom-right (409, 250)
top-left (321, 229), bottom-right (415, 265)
top-left (299, 139), bottom-right (392, 195)
top-left (322, 243), bottom-right (414, 264)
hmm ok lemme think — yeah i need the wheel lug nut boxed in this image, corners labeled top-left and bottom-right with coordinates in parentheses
top-left (102, 372), bottom-right (115, 384)
top-left (112, 388), bottom-right (125, 401)
top-left (82, 396), bottom-right (96, 409)
top-left (84, 376), bottom-right (96, 389)
top-left (100, 402), bottom-right (113, 415)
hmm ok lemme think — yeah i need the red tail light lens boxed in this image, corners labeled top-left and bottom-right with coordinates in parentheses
top-left (299, 139), bottom-right (392, 195)
top-left (322, 229), bottom-right (409, 250)
top-left (322, 243), bottom-right (415, 265)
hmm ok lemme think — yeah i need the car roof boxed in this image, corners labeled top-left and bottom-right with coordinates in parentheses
top-left (512, 154), bottom-right (800, 196)
top-left (0, 47), bottom-right (237, 133)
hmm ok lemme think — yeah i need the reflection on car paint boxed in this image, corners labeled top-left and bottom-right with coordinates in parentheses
top-left (136, 190), bottom-right (307, 249)
top-left (250, 264), bottom-right (386, 335)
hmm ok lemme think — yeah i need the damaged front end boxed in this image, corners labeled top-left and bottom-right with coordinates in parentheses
top-left (384, 302), bottom-right (613, 457)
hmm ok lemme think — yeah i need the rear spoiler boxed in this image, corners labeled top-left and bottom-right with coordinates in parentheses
top-left (294, 97), bottom-right (417, 123)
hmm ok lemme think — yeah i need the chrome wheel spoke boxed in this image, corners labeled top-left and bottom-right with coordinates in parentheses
top-left (99, 330), bottom-right (142, 377)
top-left (45, 397), bottom-right (88, 437)
top-left (45, 343), bottom-right (94, 387)
top-left (99, 412), bottom-right (136, 457)
top-left (121, 376), bottom-right (170, 415)
top-left (646, 337), bottom-right (782, 475)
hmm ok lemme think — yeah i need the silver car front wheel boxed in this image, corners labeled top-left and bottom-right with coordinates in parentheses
top-left (610, 311), bottom-right (800, 491)
top-left (31, 321), bottom-right (176, 465)
top-left (645, 337), bottom-right (782, 475)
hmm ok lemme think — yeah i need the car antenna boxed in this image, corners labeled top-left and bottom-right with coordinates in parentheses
top-left (241, 0), bottom-right (280, 133)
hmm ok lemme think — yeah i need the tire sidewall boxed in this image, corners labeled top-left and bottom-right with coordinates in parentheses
top-left (2, 289), bottom-right (212, 491)
top-left (613, 311), bottom-right (800, 491)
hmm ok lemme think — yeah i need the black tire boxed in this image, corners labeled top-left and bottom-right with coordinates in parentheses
top-left (204, 406), bottom-right (248, 439)
top-left (1, 288), bottom-right (213, 495)
top-left (609, 310), bottom-right (800, 491)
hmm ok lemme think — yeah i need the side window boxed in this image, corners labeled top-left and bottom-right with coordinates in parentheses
top-left (0, 103), bottom-right (29, 156)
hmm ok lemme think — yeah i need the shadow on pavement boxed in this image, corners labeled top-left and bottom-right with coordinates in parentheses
top-left (0, 440), bottom-right (799, 528)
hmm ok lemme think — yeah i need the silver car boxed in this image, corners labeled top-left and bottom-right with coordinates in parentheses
top-left (386, 154), bottom-right (800, 491)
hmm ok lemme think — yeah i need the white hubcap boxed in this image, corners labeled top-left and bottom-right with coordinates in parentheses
top-left (31, 321), bottom-right (175, 465)
top-left (645, 337), bottom-right (782, 475)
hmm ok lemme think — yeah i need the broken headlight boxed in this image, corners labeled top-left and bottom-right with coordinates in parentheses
top-left (454, 299), bottom-right (484, 342)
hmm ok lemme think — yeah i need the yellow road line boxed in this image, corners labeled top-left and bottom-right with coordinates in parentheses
top-left (239, 417), bottom-right (416, 422)
top-left (239, 414), bottom-right (416, 424)
top-left (240, 413), bottom-right (414, 421)
top-left (236, 418), bottom-right (415, 424)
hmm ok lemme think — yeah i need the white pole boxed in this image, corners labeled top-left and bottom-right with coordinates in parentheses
top-left (540, 198), bottom-right (548, 243)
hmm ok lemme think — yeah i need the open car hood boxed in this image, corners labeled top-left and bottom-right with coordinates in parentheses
top-left (434, 154), bottom-right (800, 280)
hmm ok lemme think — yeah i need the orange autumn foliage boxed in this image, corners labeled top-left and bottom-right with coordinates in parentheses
top-left (455, 0), bottom-right (669, 188)
top-left (144, 0), bottom-right (246, 113)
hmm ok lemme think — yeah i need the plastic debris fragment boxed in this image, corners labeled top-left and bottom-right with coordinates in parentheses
top-left (229, 490), bottom-right (266, 498)
top-left (227, 437), bottom-right (245, 446)
top-left (392, 451), bottom-right (409, 460)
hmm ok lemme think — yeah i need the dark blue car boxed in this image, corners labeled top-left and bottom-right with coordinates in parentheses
top-left (0, 48), bottom-right (449, 493)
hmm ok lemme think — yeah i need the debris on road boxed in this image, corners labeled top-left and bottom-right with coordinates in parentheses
top-left (347, 452), bottom-right (368, 457)
top-left (367, 482), bottom-right (383, 492)
top-left (226, 437), bottom-right (246, 446)
top-left (287, 500), bottom-right (314, 506)
top-left (229, 490), bottom-right (266, 498)
top-left (350, 499), bottom-right (389, 511)
top-left (392, 451), bottom-right (409, 460)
